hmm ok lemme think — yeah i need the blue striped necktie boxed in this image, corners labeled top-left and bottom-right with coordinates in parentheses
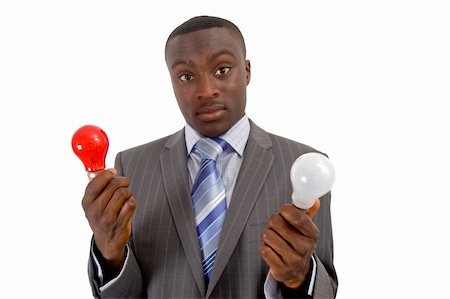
top-left (191, 137), bottom-right (229, 284)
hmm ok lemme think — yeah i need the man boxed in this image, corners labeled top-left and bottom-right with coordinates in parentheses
top-left (82, 16), bottom-right (337, 298)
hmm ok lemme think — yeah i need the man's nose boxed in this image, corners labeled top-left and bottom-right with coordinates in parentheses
top-left (196, 75), bottom-right (219, 100)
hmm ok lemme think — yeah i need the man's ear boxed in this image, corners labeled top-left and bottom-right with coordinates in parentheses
top-left (245, 60), bottom-right (251, 85)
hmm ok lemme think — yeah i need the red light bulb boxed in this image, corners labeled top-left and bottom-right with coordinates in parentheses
top-left (72, 124), bottom-right (109, 180)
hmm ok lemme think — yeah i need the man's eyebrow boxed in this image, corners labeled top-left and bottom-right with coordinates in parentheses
top-left (209, 49), bottom-right (237, 62)
top-left (170, 49), bottom-right (237, 69)
top-left (171, 59), bottom-right (195, 70)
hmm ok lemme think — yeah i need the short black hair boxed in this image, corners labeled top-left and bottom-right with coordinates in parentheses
top-left (165, 15), bottom-right (246, 58)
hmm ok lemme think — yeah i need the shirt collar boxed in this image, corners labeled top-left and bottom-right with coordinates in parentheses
top-left (185, 114), bottom-right (250, 157)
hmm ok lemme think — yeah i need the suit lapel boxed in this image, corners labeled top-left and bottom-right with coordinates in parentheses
top-left (206, 122), bottom-right (274, 297)
top-left (160, 130), bottom-right (206, 296)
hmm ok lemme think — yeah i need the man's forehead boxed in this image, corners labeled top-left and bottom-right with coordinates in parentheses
top-left (165, 27), bottom-right (245, 61)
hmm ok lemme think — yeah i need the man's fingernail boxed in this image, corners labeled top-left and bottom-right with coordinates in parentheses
top-left (107, 168), bottom-right (117, 175)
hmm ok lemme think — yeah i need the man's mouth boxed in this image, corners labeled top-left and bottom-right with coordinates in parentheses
top-left (196, 104), bottom-right (226, 122)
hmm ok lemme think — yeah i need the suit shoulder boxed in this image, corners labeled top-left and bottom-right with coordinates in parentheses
top-left (267, 132), bottom-right (327, 156)
top-left (117, 132), bottom-right (179, 162)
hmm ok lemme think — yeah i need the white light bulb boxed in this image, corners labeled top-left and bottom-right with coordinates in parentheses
top-left (290, 152), bottom-right (335, 209)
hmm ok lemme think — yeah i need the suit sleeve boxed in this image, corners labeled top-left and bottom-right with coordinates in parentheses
top-left (312, 191), bottom-right (338, 299)
top-left (311, 253), bottom-right (336, 299)
top-left (88, 241), bottom-right (144, 298)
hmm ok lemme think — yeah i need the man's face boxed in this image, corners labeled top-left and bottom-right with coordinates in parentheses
top-left (165, 27), bottom-right (251, 137)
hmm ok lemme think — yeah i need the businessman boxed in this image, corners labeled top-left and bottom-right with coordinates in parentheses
top-left (82, 16), bottom-right (338, 298)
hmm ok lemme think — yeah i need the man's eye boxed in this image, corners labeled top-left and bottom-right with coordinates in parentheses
top-left (215, 67), bottom-right (231, 76)
top-left (179, 74), bottom-right (193, 82)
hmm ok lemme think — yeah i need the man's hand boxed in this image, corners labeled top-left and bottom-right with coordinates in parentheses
top-left (260, 200), bottom-right (320, 290)
top-left (82, 168), bottom-right (136, 275)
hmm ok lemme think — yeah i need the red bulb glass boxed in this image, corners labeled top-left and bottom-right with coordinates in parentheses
top-left (72, 125), bottom-right (109, 179)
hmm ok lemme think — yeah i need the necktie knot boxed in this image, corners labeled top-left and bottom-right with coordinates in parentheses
top-left (194, 137), bottom-right (229, 161)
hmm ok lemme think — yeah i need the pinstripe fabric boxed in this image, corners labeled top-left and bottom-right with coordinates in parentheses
top-left (88, 120), bottom-right (337, 299)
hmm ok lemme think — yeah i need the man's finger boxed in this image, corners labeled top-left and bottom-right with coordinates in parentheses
top-left (82, 168), bottom-right (117, 206)
top-left (306, 199), bottom-right (320, 218)
top-left (104, 187), bottom-right (133, 221)
top-left (260, 242), bottom-right (285, 269)
top-left (96, 177), bottom-right (130, 211)
top-left (262, 228), bottom-right (293, 261)
top-left (267, 213), bottom-right (316, 257)
top-left (115, 196), bottom-right (136, 230)
top-left (279, 205), bottom-right (319, 239)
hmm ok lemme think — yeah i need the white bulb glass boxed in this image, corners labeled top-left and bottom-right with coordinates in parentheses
top-left (290, 152), bottom-right (335, 209)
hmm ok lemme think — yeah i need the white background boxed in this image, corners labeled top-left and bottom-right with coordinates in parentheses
top-left (1, 0), bottom-right (449, 298)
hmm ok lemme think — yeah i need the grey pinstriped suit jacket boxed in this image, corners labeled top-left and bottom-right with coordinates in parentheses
top-left (88, 121), bottom-right (338, 298)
